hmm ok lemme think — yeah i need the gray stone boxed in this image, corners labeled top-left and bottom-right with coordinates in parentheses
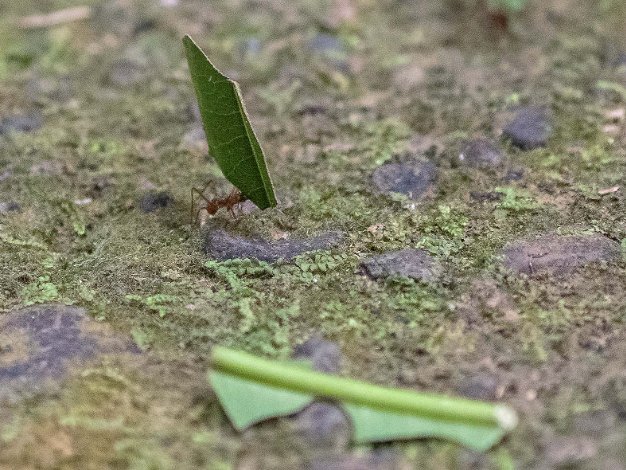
top-left (360, 248), bottom-right (442, 282)
top-left (502, 233), bottom-right (620, 277)
top-left (138, 191), bottom-right (173, 213)
top-left (502, 106), bottom-right (553, 150)
top-left (0, 201), bottom-right (21, 214)
top-left (108, 59), bottom-right (147, 87)
top-left (371, 160), bottom-right (437, 200)
top-left (293, 402), bottom-right (350, 451)
top-left (470, 191), bottom-right (503, 202)
top-left (459, 139), bottom-right (503, 168)
top-left (0, 113), bottom-right (43, 136)
top-left (293, 335), bottom-right (342, 373)
top-left (292, 336), bottom-right (348, 450)
top-left (0, 304), bottom-right (139, 402)
top-left (571, 409), bottom-right (618, 435)
top-left (307, 450), bottom-right (408, 470)
top-left (307, 33), bottom-right (345, 57)
top-left (543, 436), bottom-right (597, 467)
top-left (457, 373), bottom-right (499, 400)
top-left (503, 167), bottom-right (525, 181)
top-left (204, 229), bottom-right (344, 262)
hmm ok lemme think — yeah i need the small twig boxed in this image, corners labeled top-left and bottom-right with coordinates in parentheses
top-left (18, 6), bottom-right (92, 29)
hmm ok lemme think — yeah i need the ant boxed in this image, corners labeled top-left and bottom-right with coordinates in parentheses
top-left (190, 182), bottom-right (248, 225)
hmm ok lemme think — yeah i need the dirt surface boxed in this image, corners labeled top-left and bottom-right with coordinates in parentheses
top-left (1, 0), bottom-right (626, 468)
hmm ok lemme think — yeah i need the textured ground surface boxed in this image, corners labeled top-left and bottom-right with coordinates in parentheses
top-left (1, 0), bottom-right (626, 468)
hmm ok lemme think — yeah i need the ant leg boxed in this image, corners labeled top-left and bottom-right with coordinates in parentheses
top-left (194, 206), bottom-right (208, 226)
top-left (190, 181), bottom-right (215, 226)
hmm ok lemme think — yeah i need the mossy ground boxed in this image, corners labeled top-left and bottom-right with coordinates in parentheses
top-left (1, 0), bottom-right (626, 468)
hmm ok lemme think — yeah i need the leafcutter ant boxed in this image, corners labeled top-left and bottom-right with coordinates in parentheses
top-left (190, 182), bottom-right (248, 225)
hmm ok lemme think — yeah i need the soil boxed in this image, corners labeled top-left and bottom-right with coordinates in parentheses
top-left (1, 0), bottom-right (626, 469)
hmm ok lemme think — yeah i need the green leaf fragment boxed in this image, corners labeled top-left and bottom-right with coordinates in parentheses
top-left (182, 35), bottom-right (277, 210)
top-left (210, 370), bottom-right (313, 430)
top-left (344, 404), bottom-right (505, 451)
top-left (209, 347), bottom-right (517, 451)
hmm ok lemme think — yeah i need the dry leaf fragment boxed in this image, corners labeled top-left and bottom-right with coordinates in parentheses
top-left (598, 186), bottom-right (620, 195)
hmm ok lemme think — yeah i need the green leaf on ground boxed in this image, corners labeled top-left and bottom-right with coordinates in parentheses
top-left (209, 346), bottom-right (518, 451)
top-left (182, 35), bottom-right (277, 210)
top-left (210, 370), bottom-right (313, 429)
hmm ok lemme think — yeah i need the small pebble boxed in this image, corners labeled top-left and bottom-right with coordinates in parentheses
top-left (138, 191), bottom-right (174, 213)
top-left (371, 159), bottom-right (437, 200)
top-left (0, 113), bottom-right (43, 135)
top-left (543, 436), bottom-right (597, 466)
top-left (307, 450), bottom-right (408, 470)
top-left (361, 248), bottom-right (442, 282)
top-left (0, 201), bottom-right (21, 214)
top-left (293, 335), bottom-right (342, 373)
top-left (307, 33), bottom-right (345, 57)
top-left (459, 138), bottom-right (503, 168)
top-left (503, 168), bottom-right (525, 181)
top-left (502, 106), bottom-right (553, 150)
top-left (470, 191), bottom-right (503, 202)
top-left (457, 373), bottom-right (499, 400)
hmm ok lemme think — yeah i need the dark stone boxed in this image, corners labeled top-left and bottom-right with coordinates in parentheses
top-left (459, 139), bottom-right (503, 168)
top-left (0, 169), bottom-right (12, 182)
top-left (0, 304), bottom-right (139, 402)
top-left (293, 335), bottom-right (342, 373)
top-left (470, 191), bottom-right (503, 202)
top-left (293, 402), bottom-right (350, 451)
top-left (203, 229), bottom-right (344, 262)
top-left (502, 106), bottom-right (553, 150)
top-left (503, 167), bottom-right (525, 181)
top-left (571, 409), bottom-right (617, 435)
top-left (0, 113), bottom-right (43, 136)
top-left (502, 234), bottom-right (620, 277)
top-left (360, 249), bottom-right (442, 282)
top-left (307, 33), bottom-right (350, 72)
top-left (108, 59), bottom-right (147, 87)
top-left (543, 436), bottom-right (597, 467)
top-left (0, 201), bottom-right (21, 214)
top-left (138, 191), bottom-right (174, 213)
top-left (307, 33), bottom-right (345, 56)
top-left (457, 373), bottom-right (499, 400)
top-left (307, 450), bottom-right (407, 470)
top-left (133, 19), bottom-right (157, 36)
top-left (292, 336), bottom-right (348, 450)
top-left (371, 160), bottom-right (437, 200)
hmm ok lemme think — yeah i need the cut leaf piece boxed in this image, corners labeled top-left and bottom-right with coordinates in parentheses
top-left (210, 370), bottom-right (313, 430)
top-left (344, 403), bottom-right (505, 451)
top-left (210, 347), bottom-right (518, 451)
top-left (182, 35), bottom-right (277, 210)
